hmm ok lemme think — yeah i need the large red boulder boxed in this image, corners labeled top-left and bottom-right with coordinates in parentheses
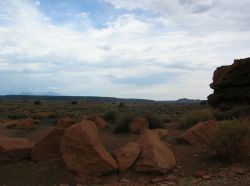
top-left (177, 120), bottom-right (219, 145)
top-left (4, 119), bottom-right (37, 129)
top-left (60, 120), bottom-right (118, 181)
top-left (93, 115), bottom-right (108, 129)
top-left (129, 117), bottom-right (149, 134)
top-left (208, 57), bottom-right (250, 110)
top-left (135, 129), bottom-right (176, 173)
top-left (113, 142), bottom-right (141, 171)
top-left (31, 128), bottom-right (65, 162)
top-left (0, 135), bottom-right (33, 165)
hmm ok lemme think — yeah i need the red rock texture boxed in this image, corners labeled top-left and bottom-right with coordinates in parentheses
top-left (208, 57), bottom-right (250, 110)
top-left (60, 120), bottom-right (118, 181)
top-left (177, 120), bottom-right (219, 145)
top-left (0, 135), bottom-right (33, 165)
top-left (129, 117), bottom-right (149, 134)
top-left (31, 128), bottom-right (65, 162)
top-left (135, 129), bottom-right (176, 173)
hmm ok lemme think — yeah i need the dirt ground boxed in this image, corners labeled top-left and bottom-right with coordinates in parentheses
top-left (0, 122), bottom-right (249, 186)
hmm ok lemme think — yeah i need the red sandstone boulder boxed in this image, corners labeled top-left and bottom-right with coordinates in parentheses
top-left (135, 129), bottom-right (176, 173)
top-left (129, 117), bottom-right (149, 134)
top-left (31, 128), bottom-right (64, 162)
top-left (113, 142), bottom-right (141, 171)
top-left (208, 57), bottom-right (250, 109)
top-left (16, 119), bottom-right (38, 129)
top-left (57, 117), bottom-right (75, 128)
top-left (177, 120), bottom-right (219, 145)
top-left (60, 120), bottom-right (118, 181)
top-left (94, 115), bottom-right (108, 129)
top-left (151, 129), bottom-right (168, 139)
top-left (0, 135), bottom-right (33, 165)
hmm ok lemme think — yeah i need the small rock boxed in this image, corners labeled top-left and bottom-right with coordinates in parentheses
top-left (202, 175), bottom-right (211, 180)
top-left (150, 177), bottom-right (164, 183)
top-left (230, 166), bottom-right (248, 175)
top-left (164, 182), bottom-right (176, 186)
top-left (120, 178), bottom-right (130, 183)
top-left (195, 170), bottom-right (206, 178)
top-left (165, 175), bottom-right (177, 182)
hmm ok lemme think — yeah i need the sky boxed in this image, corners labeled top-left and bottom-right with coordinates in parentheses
top-left (0, 0), bottom-right (249, 100)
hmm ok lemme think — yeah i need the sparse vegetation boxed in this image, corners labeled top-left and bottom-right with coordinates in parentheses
top-left (71, 101), bottom-right (78, 105)
top-left (146, 114), bottom-right (165, 129)
top-left (179, 109), bottom-right (213, 130)
top-left (210, 120), bottom-right (249, 162)
top-left (113, 113), bottom-right (135, 134)
top-left (34, 100), bottom-right (42, 105)
top-left (212, 106), bottom-right (249, 120)
top-left (103, 110), bottom-right (119, 123)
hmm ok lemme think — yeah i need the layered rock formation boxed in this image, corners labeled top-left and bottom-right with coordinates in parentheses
top-left (208, 57), bottom-right (250, 110)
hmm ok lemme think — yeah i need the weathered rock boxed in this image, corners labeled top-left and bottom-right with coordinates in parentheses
top-left (16, 119), bottom-right (38, 129)
top-left (135, 129), bottom-right (176, 173)
top-left (208, 57), bottom-right (250, 110)
top-left (60, 120), bottom-right (118, 181)
top-left (94, 115), bottom-right (108, 129)
top-left (152, 129), bottom-right (169, 139)
top-left (57, 117), bottom-right (75, 128)
top-left (31, 128), bottom-right (65, 162)
top-left (113, 142), bottom-right (141, 171)
top-left (177, 120), bottom-right (219, 145)
top-left (129, 117), bottom-right (149, 134)
top-left (0, 135), bottom-right (33, 165)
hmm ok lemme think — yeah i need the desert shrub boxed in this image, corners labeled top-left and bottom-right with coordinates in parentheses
top-left (212, 106), bottom-right (248, 120)
top-left (71, 101), bottom-right (78, 105)
top-left (104, 110), bottom-right (119, 123)
top-left (146, 114), bottom-right (165, 129)
top-left (34, 100), bottom-right (42, 105)
top-left (113, 113), bottom-right (135, 134)
top-left (210, 120), bottom-right (249, 162)
top-left (118, 102), bottom-right (125, 108)
top-left (179, 109), bottom-right (213, 130)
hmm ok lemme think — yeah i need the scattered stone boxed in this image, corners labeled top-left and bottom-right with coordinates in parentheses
top-left (129, 117), bottom-right (149, 134)
top-left (31, 128), bottom-right (65, 162)
top-left (0, 135), bottom-right (33, 165)
top-left (150, 177), bottom-right (164, 183)
top-left (120, 178), bottom-right (130, 183)
top-left (60, 120), bottom-right (118, 181)
top-left (177, 120), bottom-right (219, 145)
top-left (202, 175), bottom-right (211, 180)
top-left (113, 142), bottom-right (141, 171)
top-left (165, 175), bottom-right (178, 182)
top-left (57, 117), bottom-right (75, 128)
top-left (230, 165), bottom-right (248, 175)
top-left (195, 170), bottom-right (207, 178)
top-left (135, 129), bottom-right (176, 173)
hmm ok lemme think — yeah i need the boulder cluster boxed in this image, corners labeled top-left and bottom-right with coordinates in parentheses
top-left (208, 57), bottom-right (250, 110)
top-left (0, 116), bottom-right (176, 183)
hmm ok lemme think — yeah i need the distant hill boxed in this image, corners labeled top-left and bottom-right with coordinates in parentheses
top-left (14, 91), bottom-right (61, 96)
top-left (0, 95), bottom-right (204, 105)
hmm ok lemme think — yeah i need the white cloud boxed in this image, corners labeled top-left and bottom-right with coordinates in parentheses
top-left (0, 0), bottom-right (249, 99)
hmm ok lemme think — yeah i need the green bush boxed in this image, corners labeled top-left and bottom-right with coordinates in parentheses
top-left (71, 101), bottom-right (78, 105)
top-left (104, 110), bottom-right (119, 123)
top-left (212, 106), bottom-right (248, 120)
top-left (113, 113), bottom-right (135, 134)
top-left (146, 114), bottom-right (165, 129)
top-left (210, 120), bottom-right (249, 162)
top-left (179, 109), bottom-right (213, 130)
top-left (34, 100), bottom-right (42, 105)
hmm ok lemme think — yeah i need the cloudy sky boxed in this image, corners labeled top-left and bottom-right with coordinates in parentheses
top-left (0, 0), bottom-right (249, 100)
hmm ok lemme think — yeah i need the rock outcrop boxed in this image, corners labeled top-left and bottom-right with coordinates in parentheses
top-left (93, 115), bottom-right (108, 129)
top-left (57, 117), bottom-right (75, 128)
top-left (31, 128), bottom-right (64, 162)
top-left (208, 57), bottom-right (250, 110)
top-left (135, 129), bottom-right (176, 173)
top-left (177, 120), bottom-right (219, 145)
top-left (114, 142), bottom-right (141, 171)
top-left (60, 120), bottom-right (118, 181)
top-left (0, 135), bottom-right (33, 165)
top-left (129, 117), bottom-right (149, 134)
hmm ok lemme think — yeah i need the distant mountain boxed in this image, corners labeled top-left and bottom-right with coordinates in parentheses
top-left (16, 91), bottom-right (61, 96)
top-left (176, 98), bottom-right (201, 103)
